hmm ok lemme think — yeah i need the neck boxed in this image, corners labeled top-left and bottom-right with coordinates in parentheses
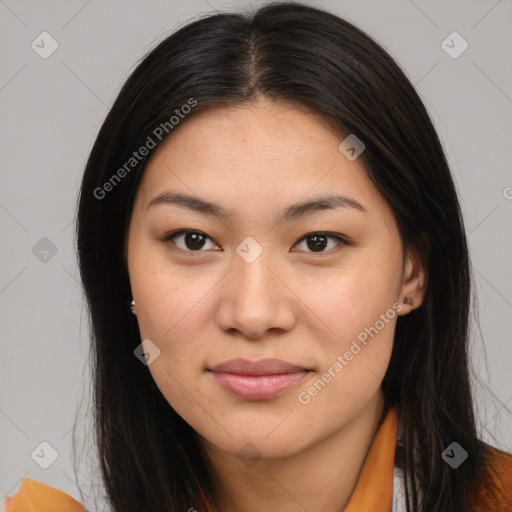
top-left (201, 390), bottom-right (387, 512)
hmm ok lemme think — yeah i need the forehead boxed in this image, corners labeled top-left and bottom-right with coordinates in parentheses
top-left (134, 98), bottom-right (392, 224)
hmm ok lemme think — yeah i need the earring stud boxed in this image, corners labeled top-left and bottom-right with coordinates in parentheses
top-left (403, 296), bottom-right (415, 307)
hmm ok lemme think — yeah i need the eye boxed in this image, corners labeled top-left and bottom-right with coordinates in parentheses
top-left (163, 230), bottom-right (347, 255)
top-left (292, 232), bottom-right (347, 254)
top-left (163, 230), bottom-right (220, 253)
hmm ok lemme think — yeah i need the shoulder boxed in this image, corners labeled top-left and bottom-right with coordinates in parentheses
top-left (4, 478), bottom-right (85, 512)
top-left (465, 443), bottom-right (512, 511)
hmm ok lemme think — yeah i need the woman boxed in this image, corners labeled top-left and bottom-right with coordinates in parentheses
top-left (5, 2), bottom-right (511, 511)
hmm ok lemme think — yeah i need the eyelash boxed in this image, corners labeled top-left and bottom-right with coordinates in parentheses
top-left (162, 230), bottom-right (349, 256)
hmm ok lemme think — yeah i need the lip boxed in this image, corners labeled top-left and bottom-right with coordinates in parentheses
top-left (208, 358), bottom-right (313, 400)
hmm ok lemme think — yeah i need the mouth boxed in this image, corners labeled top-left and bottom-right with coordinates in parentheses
top-left (207, 358), bottom-right (314, 401)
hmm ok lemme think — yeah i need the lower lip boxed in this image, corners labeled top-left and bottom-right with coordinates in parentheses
top-left (210, 371), bottom-right (310, 400)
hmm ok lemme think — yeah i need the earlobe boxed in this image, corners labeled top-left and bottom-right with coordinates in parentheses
top-left (130, 299), bottom-right (136, 316)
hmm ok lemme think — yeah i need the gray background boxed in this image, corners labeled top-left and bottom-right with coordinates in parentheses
top-left (1, 0), bottom-right (511, 508)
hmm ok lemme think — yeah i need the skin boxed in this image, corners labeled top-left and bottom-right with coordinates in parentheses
top-left (126, 97), bottom-right (427, 511)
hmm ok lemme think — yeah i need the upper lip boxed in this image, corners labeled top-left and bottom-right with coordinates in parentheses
top-left (209, 358), bottom-right (311, 375)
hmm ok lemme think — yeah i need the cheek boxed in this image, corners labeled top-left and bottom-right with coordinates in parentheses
top-left (131, 266), bottom-right (214, 426)
top-left (313, 281), bottom-right (397, 385)
top-left (295, 274), bottom-right (397, 421)
top-left (296, 258), bottom-right (399, 406)
top-left (130, 247), bottom-right (214, 342)
top-left (304, 259), bottom-right (399, 341)
top-left (130, 259), bottom-right (223, 415)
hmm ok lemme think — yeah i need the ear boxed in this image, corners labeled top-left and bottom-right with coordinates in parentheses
top-left (398, 236), bottom-right (428, 315)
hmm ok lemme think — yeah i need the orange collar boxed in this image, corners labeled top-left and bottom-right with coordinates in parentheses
top-left (343, 404), bottom-right (399, 511)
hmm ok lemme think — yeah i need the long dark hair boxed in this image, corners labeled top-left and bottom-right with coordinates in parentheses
top-left (75, 2), bottom-right (490, 510)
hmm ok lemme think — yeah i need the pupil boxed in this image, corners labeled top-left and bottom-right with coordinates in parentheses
top-left (308, 234), bottom-right (327, 252)
top-left (186, 232), bottom-right (205, 250)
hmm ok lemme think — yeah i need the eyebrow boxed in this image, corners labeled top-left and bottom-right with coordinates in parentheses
top-left (147, 191), bottom-right (368, 222)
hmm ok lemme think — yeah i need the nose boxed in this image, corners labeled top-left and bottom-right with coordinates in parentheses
top-left (215, 253), bottom-right (296, 340)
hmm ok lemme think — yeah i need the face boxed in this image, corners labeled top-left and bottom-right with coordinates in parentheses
top-left (126, 97), bottom-right (425, 460)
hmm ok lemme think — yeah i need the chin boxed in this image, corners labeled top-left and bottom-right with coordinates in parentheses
top-left (198, 424), bottom-right (310, 461)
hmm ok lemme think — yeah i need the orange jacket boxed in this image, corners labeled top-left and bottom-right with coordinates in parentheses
top-left (4, 406), bottom-right (511, 511)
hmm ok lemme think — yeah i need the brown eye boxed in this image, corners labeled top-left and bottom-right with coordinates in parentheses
top-left (164, 230), bottom-right (219, 252)
top-left (293, 233), bottom-right (347, 254)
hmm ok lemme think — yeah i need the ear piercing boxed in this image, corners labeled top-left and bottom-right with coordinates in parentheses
top-left (403, 296), bottom-right (415, 307)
